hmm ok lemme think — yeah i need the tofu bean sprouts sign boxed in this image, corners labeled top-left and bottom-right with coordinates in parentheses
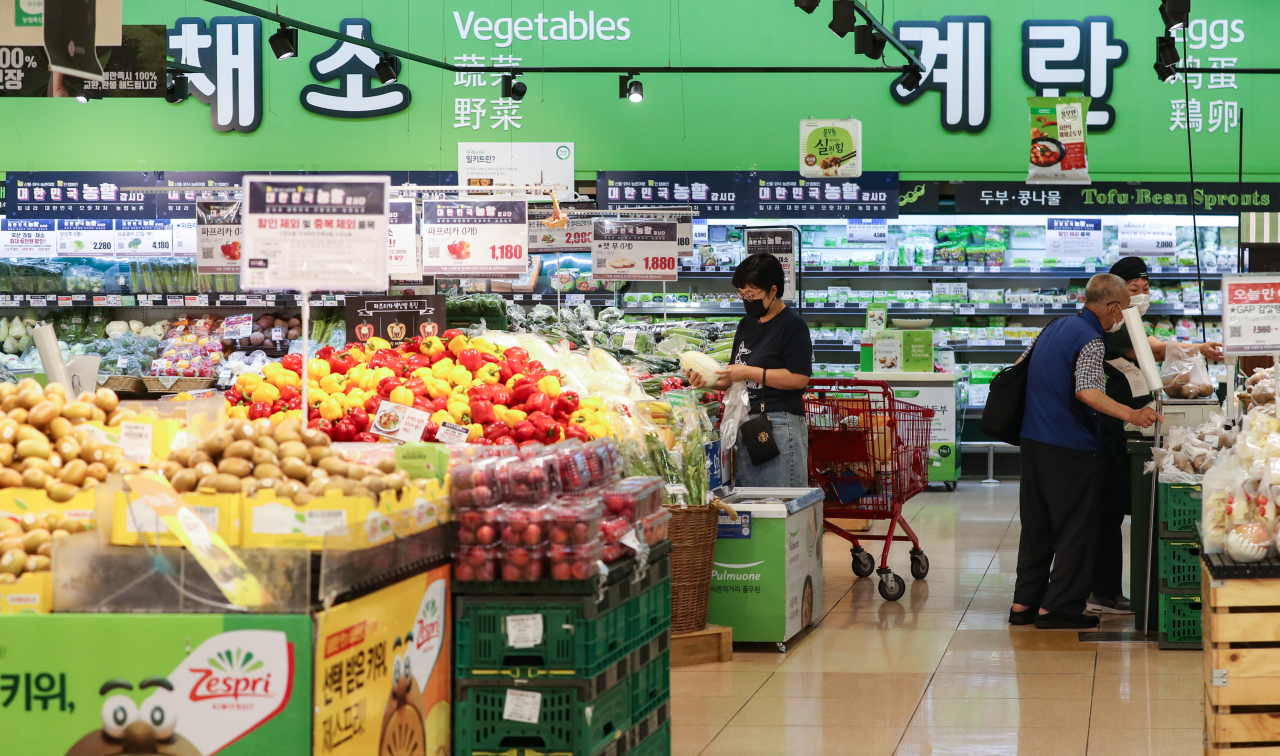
top-left (240, 175), bottom-right (390, 291)
top-left (592, 219), bottom-right (679, 281)
top-left (1223, 275), bottom-right (1280, 355)
top-left (421, 199), bottom-right (528, 277)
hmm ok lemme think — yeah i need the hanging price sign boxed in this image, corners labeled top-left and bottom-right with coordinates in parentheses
top-left (2, 219), bottom-right (55, 257)
top-left (1223, 275), bottom-right (1280, 355)
top-left (56, 219), bottom-right (115, 257)
top-left (1117, 218), bottom-right (1176, 257)
top-left (421, 199), bottom-right (528, 277)
top-left (592, 218), bottom-right (679, 282)
top-left (529, 216), bottom-right (593, 252)
top-left (115, 219), bottom-right (173, 257)
top-left (387, 199), bottom-right (418, 277)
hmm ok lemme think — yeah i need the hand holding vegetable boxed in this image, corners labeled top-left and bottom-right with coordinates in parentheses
top-left (716, 363), bottom-right (760, 385)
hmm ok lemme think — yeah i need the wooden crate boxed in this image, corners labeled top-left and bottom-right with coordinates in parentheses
top-left (671, 624), bottom-right (732, 667)
top-left (1203, 565), bottom-right (1280, 708)
top-left (1204, 690), bottom-right (1280, 756)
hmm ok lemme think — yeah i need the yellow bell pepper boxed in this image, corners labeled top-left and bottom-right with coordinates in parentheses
top-left (270, 411), bottom-right (286, 425)
top-left (389, 385), bottom-right (415, 407)
top-left (319, 373), bottom-right (347, 394)
top-left (319, 397), bottom-right (344, 421)
top-left (447, 334), bottom-right (470, 357)
top-left (469, 337), bottom-right (498, 355)
top-left (307, 388), bottom-right (331, 409)
top-left (585, 422), bottom-right (609, 439)
top-left (250, 383), bottom-right (280, 405)
top-left (503, 408), bottom-right (527, 429)
top-left (237, 373), bottom-right (262, 392)
top-left (473, 363), bottom-right (500, 386)
top-left (430, 410), bottom-right (452, 427)
top-left (411, 366), bottom-right (434, 383)
top-left (262, 362), bottom-right (283, 378)
top-left (286, 409), bottom-right (305, 422)
top-left (274, 369), bottom-right (301, 389)
top-left (371, 366), bottom-right (397, 385)
top-left (227, 404), bottom-right (249, 419)
top-left (537, 375), bottom-right (562, 399)
top-left (341, 390), bottom-right (365, 411)
top-left (467, 423), bottom-right (483, 442)
top-left (451, 384), bottom-right (469, 397)
top-left (426, 378), bottom-right (452, 399)
top-left (422, 336), bottom-right (445, 356)
top-left (431, 358), bottom-right (455, 380)
top-left (448, 400), bottom-right (472, 425)
top-left (307, 358), bottom-right (331, 379)
top-left (447, 365), bottom-right (473, 387)
top-left (347, 364), bottom-right (368, 386)
top-left (367, 337), bottom-right (391, 351)
top-left (506, 373), bottom-right (524, 389)
top-left (569, 409), bottom-right (592, 426)
top-left (492, 405), bottom-right (508, 425)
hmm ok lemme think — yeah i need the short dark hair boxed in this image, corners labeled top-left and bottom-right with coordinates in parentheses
top-left (732, 253), bottom-right (785, 298)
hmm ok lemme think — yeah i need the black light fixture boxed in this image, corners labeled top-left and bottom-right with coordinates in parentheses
top-left (269, 24), bottom-right (298, 59)
top-left (854, 25), bottom-right (887, 58)
top-left (375, 53), bottom-right (400, 85)
top-left (501, 73), bottom-right (527, 101)
top-left (899, 65), bottom-right (923, 92)
top-left (828, 0), bottom-right (857, 38)
top-left (1154, 34), bottom-right (1181, 82)
top-left (63, 76), bottom-right (99, 103)
top-left (1159, 0), bottom-right (1190, 32)
top-left (794, 0), bottom-right (821, 13)
top-left (619, 74), bottom-right (643, 103)
top-left (165, 72), bottom-right (189, 103)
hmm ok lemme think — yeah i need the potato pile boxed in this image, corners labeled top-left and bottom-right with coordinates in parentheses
top-left (1238, 367), bottom-right (1277, 415)
top-left (160, 417), bottom-right (410, 506)
top-left (0, 511), bottom-right (88, 582)
top-left (0, 380), bottom-right (133, 500)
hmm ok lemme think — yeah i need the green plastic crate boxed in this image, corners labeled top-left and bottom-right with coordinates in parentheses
top-left (455, 577), bottom-right (671, 680)
top-left (1158, 593), bottom-right (1202, 644)
top-left (1159, 540), bottom-right (1202, 589)
top-left (629, 652), bottom-right (669, 722)
top-left (1158, 482), bottom-right (1201, 534)
top-left (455, 676), bottom-right (631, 756)
top-left (627, 721), bottom-right (671, 756)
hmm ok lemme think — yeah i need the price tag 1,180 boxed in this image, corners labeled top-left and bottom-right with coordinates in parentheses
top-left (505, 614), bottom-right (544, 649)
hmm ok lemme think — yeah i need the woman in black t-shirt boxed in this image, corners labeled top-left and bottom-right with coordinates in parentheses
top-left (686, 254), bottom-right (812, 487)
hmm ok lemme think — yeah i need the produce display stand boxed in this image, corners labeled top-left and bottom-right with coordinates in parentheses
top-left (1202, 554), bottom-right (1280, 755)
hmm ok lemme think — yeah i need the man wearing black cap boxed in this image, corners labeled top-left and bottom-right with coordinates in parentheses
top-left (1092, 256), bottom-right (1222, 614)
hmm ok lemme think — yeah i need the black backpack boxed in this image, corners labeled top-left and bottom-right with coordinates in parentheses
top-left (980, 318), bottom-right (1060, 446)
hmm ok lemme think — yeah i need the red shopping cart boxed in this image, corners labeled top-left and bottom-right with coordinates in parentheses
top-left (804, 379), bottom-right (934, 601)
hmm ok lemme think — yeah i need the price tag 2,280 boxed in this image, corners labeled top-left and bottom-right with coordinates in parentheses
top-left (505, 614), bottom-right (544, 649)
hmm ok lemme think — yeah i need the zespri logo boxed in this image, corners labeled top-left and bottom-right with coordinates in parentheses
top-left (404, 578), bottom-right (448, 693)
top-left (167, 630), bottom-right (295, 755)
top-left (453, 9), bottom-right (633, 46)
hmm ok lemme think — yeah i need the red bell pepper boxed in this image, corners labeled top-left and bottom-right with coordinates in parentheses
top-left (412, 395), bottom-right (433, 413)
top-left (555, 391), bottom-right (580, 416)
top-left (524, 391), bottom-right (553, 416)
top-left (405, 376), bottom-right (429, 397)
top-left (224, 388), bottom-right (242, 405)
top-left (512, 380), bottom-right (536, 404)
top-left (564, 424), bottom-right (590, 443)
top-left (490, 384), bottom-right (513, 407)
top-left (484, 422), bottom-right (510, 441)
top-left (281, 353), bottom-right (304, 375)
top-left (526, 360), bottom-right (545, 373)
top-left (377, 376), bottom-right (405, 399)
top-left (348, 407), bottom-right (370, 432)
top-left (498, 360), bottom-right (518, 384)
top-left (271, 399), bottom-right (287, 414)
top-left (495, 436), bottom-right (517, 446)
top-left (504, 347), bottom-right (530, 363)
top-left (531, 416), bottom-right (559, 443)
top-left (314, 419), bottom-right (335, 438)
top-left (517, 440), bottom-right (542, 450)
top-left (249, 401), bottom-right (273, 420)
top-left (466, 384), bottom-right (493, 402)
top-left (286, 396), bottom-right (303, 411)
top-left (420, 421), bottom-right (439, 443)
top-left (457, 349), bottom-right (484, 373)
top-left (480, 352), bottom-right (500, 365)
top-left (512, 421), bottom-right (536, 442)
top-left (442, 329), bottom-right (465, 343)
top-left (368, 349), bottom-right (403, 372)
top-left (328, 352), bottom-right (358, 375)
top-left (405, 353), bottom-right (433, 372)
top-left (426, 396), bottom-right (448, 413)
top-left (333, 418), bottom-right (358, 442)
top-left (355, 432), bottom-right (378, 443)
top-left (470, 399), bottom-right (497, 425)
top-left (429, 350), bottom-right (452, 365)
top-left (309, 416), bottom-right (322, 428)
top-left (279, 384), bottom-right (300, 403)
top-left (315, 345), bottom-right (335, 361)
top-left (401, 336), bottom-right (424, 354)
top-left (364, 395), bottom-right (383, 416)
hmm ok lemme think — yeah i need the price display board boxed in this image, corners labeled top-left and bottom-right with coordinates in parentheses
top-left (115, 219), bottom-right (172, 256)
top-left (1118, 218), bottom-right (1176, 257)
top-left (846, 219), bottom-right (887, 244)
top-left (2, 219), bottom-right (55, 257)
top-left (241, 175), bottom-right (390, 292)
top-left (387, 198), bottom-right (418, 278)
top-left (529, 216), bottom-right (592, 253)
top-left (1223, 275), bottom-right (1280, 355)
top-left (592, 219), bottom-right (679, 281)
top-left (196, 201), bottom-right (243, 275)
top-left (56, 219), bottom-right (115, 256)
top-left (744, 229), bottom-right (796, 301)
top-left (1045, 218), bottom-right (1103, 258)
top-left (421, 199), bottom-right (528, 277)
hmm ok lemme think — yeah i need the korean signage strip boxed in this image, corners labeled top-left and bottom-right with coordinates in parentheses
top-left (387, 198), bottom-right (418, 278)
top-left (241, 176), bottom-right (390, 292)
top-left (421, 199), bottom-right (528, 278)
top-left (955, 182), bottom-right (1280, 215)
top-left (1045, 218), bottom-right (1103, 259)
top-left (196, 201), bottom-right (243, 275)
top-left (592, 218), bottom-right (679, 281)
top-left (313, 567), bottom-right (451, 756)
top-left (1223, 275), bottom-right (1280, 355)
top-left (6, 172), bottom-right (158, 219)
top-left (598, 171), bottom-right (898, 220)
top-left (0, 613), bottom-right (312, 756)
top-left (744, 229), bottom-right (796, 301)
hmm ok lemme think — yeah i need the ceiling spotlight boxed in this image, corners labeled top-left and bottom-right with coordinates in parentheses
top-left (619, 74), bottom-right (643, 103)
top-left (165, 72), bottom-right (189, 103)
top-left (794, 0), bottom-right (821, 13)
top-left (375, 54), bottom-right (400, 85)
top-left (1159, 0), bottom-right (1190, 32)
top-left (1154, 35), bottom-right (1181, 82)
top-left (269, 24), bottom-right (298, 59)
top-left (828, 0), bottom-right (857, 38)
top-left (501, 73), bottom-right (527, 101)
top-left (854, 25), bottom-right (887, 58)
top-left (899, 66), bottom-right (923, 92)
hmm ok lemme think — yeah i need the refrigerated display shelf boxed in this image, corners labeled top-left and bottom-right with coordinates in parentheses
top-left (625, 304), bottom-right (1220, 317)
top-left (0, 293), bottom-right (350, 308)
top-left (677, 265), bottom-right (1232, 280)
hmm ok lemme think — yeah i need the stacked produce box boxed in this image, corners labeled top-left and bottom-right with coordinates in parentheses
top-left (451, 439), bottom-right (672, 756)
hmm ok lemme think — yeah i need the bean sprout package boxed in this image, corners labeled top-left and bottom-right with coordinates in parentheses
top-left (1027, 96), bottom-right (1091, 184)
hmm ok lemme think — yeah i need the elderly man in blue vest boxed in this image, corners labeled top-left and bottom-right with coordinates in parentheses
top-left (1009, 273), bottom-right (1163, 630)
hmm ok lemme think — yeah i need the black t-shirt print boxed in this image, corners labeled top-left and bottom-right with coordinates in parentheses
top-left (730, 305), bottom-right (813, 415)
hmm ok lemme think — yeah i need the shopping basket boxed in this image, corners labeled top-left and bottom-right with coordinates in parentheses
top-left (804, 379), bottom-right (933, 601)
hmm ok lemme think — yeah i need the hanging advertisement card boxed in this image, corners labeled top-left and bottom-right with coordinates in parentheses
top-left (1222, 275), bottom-right (1280, 355)
top-left (421, 199), bottom-right (528, 278)
top-left (1027, 96), bottom-right (1091, 185)
top-left (592, 219), bottom-right (679, 281)
top-left (799, 119), bottom-right (861, 178)
top-left (387, 198), bottom-right (418, 278)
top-left (529, 216), bottom-right (592, 253)
top-left (744, 229), bottom-right (796, 301)
top-left (241, 175), bottom-right (390, 292)
top-left (172, 218), bottom-right (197, 256)
top-left (2, 218), bottom-right (54, 256)
top-left (0, 0), bottom-right (121, 45)
top-left (1045, 218), bottom-right (1103, 259)
top-left (197, 201), bottom-right (243, 274)
top-left (115, 219), bottom-right (172, 257)
top-left (1118, 218), bottom-right (1176, 257)
top-left (458, 142), bottom-right (574, 199)
top-left (55, 218), bottom-right (114, 256)
top-left (345, 295), bottom-right (445, 347)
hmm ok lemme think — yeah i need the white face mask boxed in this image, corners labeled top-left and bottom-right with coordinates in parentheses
top-left (1107, 318), bottom-right (1124, 333)
top-left (1128, 294), bottom-right (1150, 315)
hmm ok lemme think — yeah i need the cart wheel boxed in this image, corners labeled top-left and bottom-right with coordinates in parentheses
top-left (776, 642), bottom-right (787, 653)
top-left (878, 573), bottom-right (906, 601)
top-left (910, 552), bottom-right (930, 580)
top-left (944, 481), bottom-right (956, 492)
top-left (851, 550), bottom-right (876, 578)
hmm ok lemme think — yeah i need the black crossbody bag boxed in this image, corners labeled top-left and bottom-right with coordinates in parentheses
top-left (739, 400), bottom-right (781, 464)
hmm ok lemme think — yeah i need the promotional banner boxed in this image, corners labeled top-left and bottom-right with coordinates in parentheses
top-left (197, 201), bottom-right (243, 275)
top-left (0, 25), bottom-right (164, 98)
top-left (744, 229), bottom-right (796, 301)
top-left (387, 198), bottom-right (418, 278)
top-left (751, 171), bottom-right (898, 219)
top-left (1045, 218), bottom-right (1103, 258)
top-left (344, 295), bottom-right (445, 347)
top-left (0, 0), bottom-right (121, 45)
top-left (592, 218), bottom-right (679, 281)
top-left (458, 142), bottom-right (574, 194)
top-left (421, 199), bottom-right (528, 277)
top-left (0, 613), bottom-right (311, 756)
top-left (799, 119), bottom-right (861, 178)
top-left (1223, 275), bottom-right (1280, 355)
top-left (5, 172), bottom-right (157, 219)
top-left (56, 219), bottom-right (115, 257)
top-left (114, 219), bottom-right (172, 257)
top-left (2, 218), bottom-right (55, 256)
top-left (241, 176), bottom-right (390, 292)
top-left (158, 171), bottom-right (246, 218)
top-left (314, 567), bottom-right (451, 756)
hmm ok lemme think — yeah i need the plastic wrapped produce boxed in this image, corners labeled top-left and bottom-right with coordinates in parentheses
top-left (1226, 522), bottom-right (1270, 562)
top-left (548, 539), bottom-right (602, 580)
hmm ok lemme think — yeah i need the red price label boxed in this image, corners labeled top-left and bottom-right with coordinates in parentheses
top-left (490, 244), bottom-right (524, 260)
top-left (643, 256), bottom-right (676, 271)
top-left (566, 231), bottom-right (591, 245)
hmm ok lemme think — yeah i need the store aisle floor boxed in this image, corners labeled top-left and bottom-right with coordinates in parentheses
top-left (670, 483), bottom-right (1204, 756)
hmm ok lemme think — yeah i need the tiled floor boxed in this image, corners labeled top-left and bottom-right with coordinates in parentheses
top-left (671, 483), bottom-right (1204, 756)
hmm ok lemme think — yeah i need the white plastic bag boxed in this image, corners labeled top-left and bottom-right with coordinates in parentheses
top-left (1160, 341), bottom-right (1214, 399)
top-left (720, 381), bottom-right (750, 452)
